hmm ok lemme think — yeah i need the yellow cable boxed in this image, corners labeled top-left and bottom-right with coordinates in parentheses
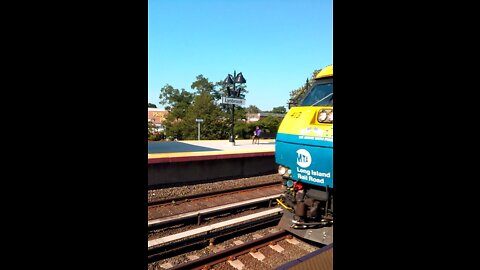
top-left (276, 199), bottom-right (293, 211)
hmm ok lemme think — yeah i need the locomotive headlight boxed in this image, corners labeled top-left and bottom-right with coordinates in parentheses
top-left (278, 165), bottom-right (291, 177)
top-left (327, 111), bottom-right (333, 122)
top-left (317, 109), bottom-right (333, 123)
top-left (318, 111), bottom-right (327, 122)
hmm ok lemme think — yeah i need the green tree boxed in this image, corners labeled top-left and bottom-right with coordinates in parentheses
top-left (159, 84), bottom-right (194, 140)
top-left (159, 84), bottom-right (194, 119)
top-left (214, 78), bottom-right (249, 100)
top-left (182, 92), bottom-right (229, 140)
top-left (191, 75), bottom-right (219, 98)
top-left (213, 74), bottom-right (249, 119)
top-left (148, 103), bottom-right (157, 108)
top-left (164, 120), bottom-right (184, 140)
top-left (158, 73), bottom-right (252, 140)
top-left (214, 80), bottom-right (228, 102)
top-left (233, 106), bottom-right (247, 122)
top-left (216, 103), bottom-right (247, 139)
top-left (271, 106), bottom-right (286, 114)
top-left (256, 116), bottom-right (282, 135)
top-left (246, 105), bottom-right (261, 114)
top-left (234, 121), bottom-right (252, 139)
top-left (148, 121), bottom-right (156, 137)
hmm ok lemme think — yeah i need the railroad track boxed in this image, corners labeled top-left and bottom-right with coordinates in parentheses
top-left (168, 229), bottom-right (291, 270)
top-left (148, 194), bottom-right (281, 231)
top-left (148, 222), bottom-right (322, 270)
top-left (148, 184), bottom-right (283, 226)
top-left (148, 182), bottom-right (281, 207)
top-left (147, 177), bottom-right (327, 269)
top-left (148, 208), bottom-right (284, 262)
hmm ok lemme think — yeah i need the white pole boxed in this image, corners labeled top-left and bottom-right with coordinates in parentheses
top-left (198, 122), bottom-right (200, 140)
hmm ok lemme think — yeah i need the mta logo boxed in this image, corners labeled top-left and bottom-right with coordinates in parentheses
top-left (296, 149), bottom-right (312, 168)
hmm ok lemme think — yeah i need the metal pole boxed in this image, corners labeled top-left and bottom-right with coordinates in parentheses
top-left (231, 104), bottom-right (235, 143)
top-left (230, 70), bottom-right (236, 144)
top-left (198, 122), bottom-right (200, 140)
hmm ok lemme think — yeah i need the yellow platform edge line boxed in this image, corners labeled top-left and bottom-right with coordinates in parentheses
top-left (148, 148), bottom-right (274, 159)
top-left (151, 139), bottom-right (276, 143)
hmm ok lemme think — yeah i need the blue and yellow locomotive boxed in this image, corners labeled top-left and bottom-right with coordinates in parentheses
top-left (276, 65), bottom-right (333, 245)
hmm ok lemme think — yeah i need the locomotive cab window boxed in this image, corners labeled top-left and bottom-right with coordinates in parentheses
top-left (299, 78), bottom-right (333, 106)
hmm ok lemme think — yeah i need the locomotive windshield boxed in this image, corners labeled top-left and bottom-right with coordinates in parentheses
top-left (299, 80), bottom-right (333, 106)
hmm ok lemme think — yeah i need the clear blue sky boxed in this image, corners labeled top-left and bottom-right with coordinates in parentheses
top-left (148, 0), bottom-right (332, 112)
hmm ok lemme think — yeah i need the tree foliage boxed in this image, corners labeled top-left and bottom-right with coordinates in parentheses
top-left (222, 105), bottom-right (248, 139)
top-left (159, 84), bottom-right (194, 119)
top-left (233, 116), bottom-right (283, 139)
top-left (289, 69), bottom-right (322, 105)
top-left (271, 106), bottom-right (286, 114)
top-left (214, 80), bottom-right (228, 102)
top-left (234, 121), bottom-right (252, 139)
top-left (148, 103), bottom-right (157, 108)
top-left (191, 75), bottom-right (217, 97)
top-left (148, 121), bottom-right (156, 137)
top-left (256, 116), bottom-right (282, 135)
top-left (156, 74), bottom-right (254, 140)
top-left (215, 78), bottom-right (249, 99)
top-left (183, 92), bottom-right (229, 140)
top-left (246, 105), bottom-right (261, 114)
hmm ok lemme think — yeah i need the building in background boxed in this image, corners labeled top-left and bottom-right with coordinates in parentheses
top-left (148, 108), bottom-right (168, 133)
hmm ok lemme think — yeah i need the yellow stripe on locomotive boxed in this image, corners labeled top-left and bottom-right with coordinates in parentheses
top-left (277, 106), bottom-right (333, 138)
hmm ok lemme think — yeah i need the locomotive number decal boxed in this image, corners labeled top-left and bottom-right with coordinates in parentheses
top-left (290, 111), bottom-right (302, 118)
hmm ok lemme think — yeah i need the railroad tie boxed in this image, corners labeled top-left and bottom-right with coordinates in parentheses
top-left (187, 255), bottom-right (199, 261)
top-left (252, 233), bottom-right (263, 239)
top-left (160, 262), bottom-right (173, 269)
top-left (269, 244), bottom-right (285, 253)
top-left (228, 259), bottom-right (245, 270)
top-left (249, 251), bottom-right (266, 261)
top-left (286, 238), bottom-right (300, 245)
top-left (209, 244), bottom-right (225, 253)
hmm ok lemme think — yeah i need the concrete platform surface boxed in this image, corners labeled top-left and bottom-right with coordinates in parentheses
top-left (148, 139), bottom-right (275, 159)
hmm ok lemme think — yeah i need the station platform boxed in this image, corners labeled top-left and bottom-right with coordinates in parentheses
top-left (148, 139), bottom-right (277, 188)
top-left (148, 139), bottom-right (275, 163)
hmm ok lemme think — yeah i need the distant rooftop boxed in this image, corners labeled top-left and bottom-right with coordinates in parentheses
top-left (148, 108), bottom-right (166, 112)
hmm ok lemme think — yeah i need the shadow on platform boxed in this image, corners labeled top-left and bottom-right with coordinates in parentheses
top-left (148, 141), bottom-right (222, 154)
